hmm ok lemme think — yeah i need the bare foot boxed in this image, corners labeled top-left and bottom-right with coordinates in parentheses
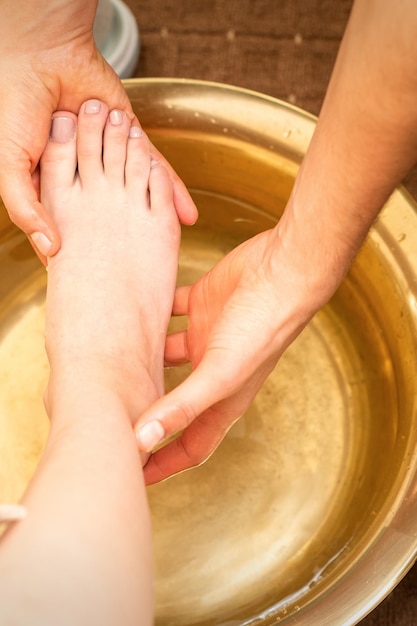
top-left (41, 99), bottom-right (181, 425)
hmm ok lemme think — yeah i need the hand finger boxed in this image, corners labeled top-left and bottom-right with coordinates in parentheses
top-left (31, 166), bottom-right (40, 199)
top-left (173, 180), bottom-right (199, 226)
top-left (143, 406), bottom-right (236, 485)
top-left (149, 144), bottom-right (198, 226)
top-left (164, 331), bottom-right (189, 365)
top-left (149, 160), bottom-right (175, 205)
top-left (130, 114), bottom-right (143, 129)
top-left (134, 351), bottom-right (243, 452)
top-left (0, 167), bottom-right (60, 260)
top-left (27, 236), bottom-right (49, 266)
top-left (172, 285), bottom-right (191, 316)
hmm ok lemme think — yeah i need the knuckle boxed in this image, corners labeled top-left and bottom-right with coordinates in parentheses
top-left (177, 436), bottom-right (208, 469)
top-left (173, 401), bottom-right (198, 429)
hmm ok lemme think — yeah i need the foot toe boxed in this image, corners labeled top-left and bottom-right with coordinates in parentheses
top-left (102, 109), bottom-right (131, 184)
top-left (125, 126), bottom-right (152, 198)
top-left (40, 113), bottom-right (77, 192)
top-left (77, 99), bottom-right (109, 183)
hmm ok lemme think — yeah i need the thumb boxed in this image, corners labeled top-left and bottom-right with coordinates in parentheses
top-left (0, 166), bottom-right (60, 261)
top-left (134, 351), bottom-right (243, 452)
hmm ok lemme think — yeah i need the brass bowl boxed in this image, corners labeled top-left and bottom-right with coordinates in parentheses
top-left (1, 78), bottom-right (417, 624)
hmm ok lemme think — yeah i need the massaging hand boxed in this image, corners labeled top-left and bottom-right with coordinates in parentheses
top-left (136, 227), bottom-right (314, 485)
top-left (0, 1), bottom-right (197, 262)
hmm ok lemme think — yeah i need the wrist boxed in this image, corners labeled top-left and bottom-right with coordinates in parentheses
top-left (271, 182), bottom-right (355, 320)
top-left (0, 0), bottom-right (98, 54)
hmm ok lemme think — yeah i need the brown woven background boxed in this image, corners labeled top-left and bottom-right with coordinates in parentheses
top-left (124, 1), bottom-right (417, 623)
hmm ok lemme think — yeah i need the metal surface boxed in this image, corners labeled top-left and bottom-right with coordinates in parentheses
top-left (1, 78), bottom-right (417, 624)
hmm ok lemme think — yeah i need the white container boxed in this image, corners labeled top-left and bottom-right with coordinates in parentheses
top-left (94, 0), bottom-right (140, 78)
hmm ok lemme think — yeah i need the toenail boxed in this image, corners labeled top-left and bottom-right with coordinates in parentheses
top-left (110, 109), bottom-right (124, 125)
top-left (129, 126), bottom-right (143, 138)
top-left (50, 117), bottom-right (75, 143)
top-left (84, 99), bottom-right (102, 114)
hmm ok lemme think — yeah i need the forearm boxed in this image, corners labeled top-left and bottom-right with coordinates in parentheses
top-left (273, 0), bottom-right (417, 312)
top-left (316, 0), bottom-right (417, 210)
top-left (0, 0), bottom-right (98, 53)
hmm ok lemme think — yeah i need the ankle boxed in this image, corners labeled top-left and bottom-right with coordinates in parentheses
top-left (47, 355), bottom-right (160, 428)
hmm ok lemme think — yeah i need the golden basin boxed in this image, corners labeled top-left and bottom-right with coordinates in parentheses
top-left (1, 78), bottom-right (417, 624)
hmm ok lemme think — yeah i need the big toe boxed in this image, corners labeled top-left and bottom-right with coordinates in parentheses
top-left (40, 113), bottom-right (77, 193)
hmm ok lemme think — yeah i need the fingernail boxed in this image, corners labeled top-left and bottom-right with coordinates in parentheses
top-left (110, 109), bottom-right (124, 125)
top-left (136, 420), bottom-right (165, 452)
top-left (30, 232), bottom-right (53, 257)
top-left (50, 117), bottom-right (75, 143)
top-left (84, 99), bottom-right (102, 114)
top-left (129, 126), bottom-right (143, 138)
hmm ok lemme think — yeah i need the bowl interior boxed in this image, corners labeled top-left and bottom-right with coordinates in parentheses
top-left (1, 79), bottom-right (417, 625)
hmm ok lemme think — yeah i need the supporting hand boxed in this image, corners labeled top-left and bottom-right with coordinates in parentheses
top-left (136, 227), bottom-right (313, 484)
top-left (0, 0), bottom-right (196, 263)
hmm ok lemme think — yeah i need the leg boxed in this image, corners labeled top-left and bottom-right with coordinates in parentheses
top-left (0, 99), bottom-right (180, 625)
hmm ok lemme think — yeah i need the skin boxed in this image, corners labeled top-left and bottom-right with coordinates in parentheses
top-left (136, 0), bottom-right (417, 484)
top-left (0, 0), bottom-right (197, 263)
top-left (0, 101), bottom-right (180, 624)
top-left (1, 0), bottom-right (416, 485)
